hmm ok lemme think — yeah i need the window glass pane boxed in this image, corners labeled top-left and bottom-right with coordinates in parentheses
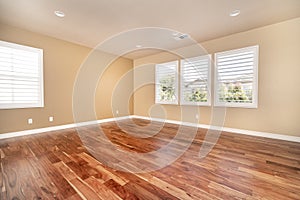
top-left (215, 45), bottom-right (258, 108)
top-left (0, 40), bottom-right (43, 109)
top-left (180, 55), bottom-right (211, 105)
top-left (155, 61), bottom-right (178, 104)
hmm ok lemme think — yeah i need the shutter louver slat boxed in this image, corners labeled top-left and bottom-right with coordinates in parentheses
top-left (217, 51), bottom-right (253, 59)
top-left (217, 62), bottom-right (253, 70)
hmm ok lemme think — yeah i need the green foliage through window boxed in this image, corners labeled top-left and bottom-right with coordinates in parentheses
top-left (186, 88), bottom-right (207, 102)
top-left (159, 75), bottom-right (176, 101)
top-left (218, 82), bottom-right (252, 103)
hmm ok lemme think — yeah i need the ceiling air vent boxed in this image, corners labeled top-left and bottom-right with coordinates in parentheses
top-left (173, 33), bottom-right (189, 41)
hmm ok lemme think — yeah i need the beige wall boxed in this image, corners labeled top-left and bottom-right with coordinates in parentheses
top-left (133, 18), bottom-right (300, 136)
top-left (0, 24), bottom-right (133, 134)
top-left (1, 18), bottom-right (299, 136)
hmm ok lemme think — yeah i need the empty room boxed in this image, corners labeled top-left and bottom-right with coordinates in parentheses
top-left (0, 0), bottom-right (300, 199)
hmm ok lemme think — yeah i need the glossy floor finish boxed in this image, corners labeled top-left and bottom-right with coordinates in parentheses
top-left (0, 118), bottom-right (299, 200)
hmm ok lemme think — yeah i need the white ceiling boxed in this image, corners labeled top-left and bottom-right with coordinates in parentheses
top-left (0, 0), bottom-right (299, 59)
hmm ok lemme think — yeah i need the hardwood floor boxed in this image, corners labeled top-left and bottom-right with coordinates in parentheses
top-left (0, 118), bottom-right (299, 199)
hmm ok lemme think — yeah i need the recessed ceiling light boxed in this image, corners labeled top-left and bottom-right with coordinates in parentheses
top-left (54, 10), bottom-right (65, 18)
top-left (230, 10), bottom-right (240, 17)
top-left (136, 45), bottom-right (142, 48)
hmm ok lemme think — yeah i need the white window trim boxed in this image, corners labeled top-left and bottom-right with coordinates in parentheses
top-left (214, 45), bottom-right (259, 108)
top-left (180, 55), bottom-right (211, 106)
top-left (155, 60), bottom-right (179, 105)
top-left (0, 40), bottom-right (44, 109)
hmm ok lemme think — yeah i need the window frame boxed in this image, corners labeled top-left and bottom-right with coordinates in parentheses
top-left (180, 55), bottom-right (211, 106)
top-left (214, 45), bottom-right (259, 108)
top-left (155, 60), bottom-right (179, 105)
top-left (0, 40), bottom-right (44, 109)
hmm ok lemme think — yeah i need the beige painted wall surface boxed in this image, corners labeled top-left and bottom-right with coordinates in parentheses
top-left (95, 57), bottom-right (134, 120)
top-left (0, 24), bottom-right (133, 134)
top-left (134, 18), bottom-right (300, 136)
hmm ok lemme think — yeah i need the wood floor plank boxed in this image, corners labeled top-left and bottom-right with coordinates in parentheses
top-left (37, 156), bottom-right (77, 199)
top-left (104, 179), bottom-right (139, 200)
top-left (54, 161), bottom-right (78, 181)
top-left (136, 173), bottom-right (194, 200)
top-left (123, 182), bottom-right (162, 200)
top-left (69, 177), bottom-right (102, 200)
top-left (80, 152), bottom-right (129, 186)
top-left (84, 176), bottom-right (122, 200)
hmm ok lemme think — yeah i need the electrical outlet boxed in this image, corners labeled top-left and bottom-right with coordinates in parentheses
top-left (28, 118), bottom-right (33, 124)
top-left (195, 114), bottom-right (199, 120)
top-left (116, 110), bottom-right (119, 115)
top-left (49, 116), bottom-right (54, 122)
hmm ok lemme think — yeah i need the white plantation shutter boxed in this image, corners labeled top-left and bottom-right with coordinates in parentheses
top-left (214, 45), bottom-right (258, 108)
top-left (0, 41), bottom-right (43, 109)
top-left (155, 61), bottom-right (178, 104)
top-left (180, 55), bottom-right (211, 105)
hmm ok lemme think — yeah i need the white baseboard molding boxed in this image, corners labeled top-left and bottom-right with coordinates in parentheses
top-left (131, 115), bottom-right (300, 143)
top-left (0, 116), bottom-right (131, 140)
top-left (1, 115), bottom-right (299, 143)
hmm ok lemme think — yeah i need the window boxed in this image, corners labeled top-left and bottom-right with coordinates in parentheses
top-left (180, 55), bottom-right (211, 106)
top-left (0, 40), bottom-right (44, 109)
top-left (214, 45), bottom-right (259, 108)
top-left (155, 61), bottom-right (178, 104)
